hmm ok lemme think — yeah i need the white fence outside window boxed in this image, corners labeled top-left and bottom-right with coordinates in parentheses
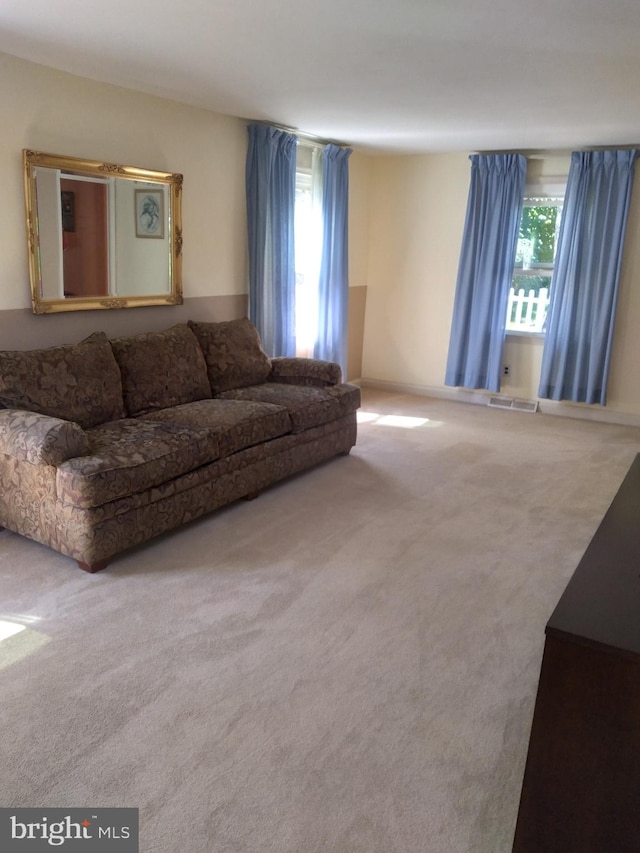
top-left (506, 287), bottom-right (549, 333)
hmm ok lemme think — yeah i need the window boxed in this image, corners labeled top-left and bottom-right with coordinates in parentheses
top-left (294, 143), bottom-right (323, 357)
top-left (506, 194), bottom-right (564, 333)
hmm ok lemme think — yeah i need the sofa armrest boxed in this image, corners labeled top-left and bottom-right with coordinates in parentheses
top-left (269, 357), bottom-right (342, 387)
top-left (0, 409), bottom-right (89, 466)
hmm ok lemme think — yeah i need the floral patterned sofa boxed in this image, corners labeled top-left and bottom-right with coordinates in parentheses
top-left (0, 319), bottom-right (360, 572)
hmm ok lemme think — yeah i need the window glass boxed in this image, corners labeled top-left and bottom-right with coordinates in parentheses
top-left (294, 145), bottom-right (323, 356)
top-left (507, 197), bottom-right (563, 333)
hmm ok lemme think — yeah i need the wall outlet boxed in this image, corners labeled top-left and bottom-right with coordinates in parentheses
top-left (503, 364), bottom-right (511, 377)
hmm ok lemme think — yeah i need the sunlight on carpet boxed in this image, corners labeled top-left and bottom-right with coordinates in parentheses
top-left (357, 410), bottom-right (443, 429)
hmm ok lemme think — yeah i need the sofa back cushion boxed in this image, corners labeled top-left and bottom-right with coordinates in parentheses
top-left (110, 324), bottom-right (211, 417)
top-left (188, 318), bottom-right (272, 394)
top-left (0, 331), bottom-right (125, 429)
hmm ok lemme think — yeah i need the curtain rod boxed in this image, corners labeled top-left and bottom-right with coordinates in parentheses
top-left (475, 145), bottom-right (640, 159)
top-left (475, 149), bottom-right (568, 159)
top-left (246, 118), bottom-right (349, 149)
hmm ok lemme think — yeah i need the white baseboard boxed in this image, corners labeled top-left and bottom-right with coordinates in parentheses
top-left (360, 377), bottom-right (640, 428)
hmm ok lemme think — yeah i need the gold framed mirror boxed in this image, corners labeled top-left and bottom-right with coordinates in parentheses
top-left (23, 150), bottom-right (183, 314)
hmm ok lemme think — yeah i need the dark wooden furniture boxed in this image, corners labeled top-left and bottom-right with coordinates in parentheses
top-left (512, 454), bottom-right (640, 853)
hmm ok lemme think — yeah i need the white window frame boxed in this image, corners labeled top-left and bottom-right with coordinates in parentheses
top-left (506, 179), bottom-right (565, 336)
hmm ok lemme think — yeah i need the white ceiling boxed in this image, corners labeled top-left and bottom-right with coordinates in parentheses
top-left (2, 0), bottom-right (640, 154)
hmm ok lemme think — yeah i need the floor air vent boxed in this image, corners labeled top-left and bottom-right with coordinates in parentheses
top-left (488, 396), bottom-right (538, 413)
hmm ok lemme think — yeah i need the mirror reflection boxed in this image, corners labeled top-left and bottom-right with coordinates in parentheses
top-left (23, 150), bottom-right (183, 313)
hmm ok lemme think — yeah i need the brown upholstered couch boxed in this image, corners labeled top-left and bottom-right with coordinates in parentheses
top-left (0, 319), bottom-right (360, 572)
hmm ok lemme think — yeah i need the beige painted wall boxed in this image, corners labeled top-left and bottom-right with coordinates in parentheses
top-left (347, 153), bottom-right (372, 294)
top-left (363, 153), bottom-right (469, 387)
top-left (0, 52), bottom-right (248, 312)
top-left (606, 180), bottom-right (640, 415)
top-left (362, 151), bottom-right (640, 420)
top-left (345, 152), bottom-right (372, 379)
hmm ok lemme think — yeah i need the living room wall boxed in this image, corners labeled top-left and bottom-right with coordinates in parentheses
top-left (12, 49), bottom-right (640, 417)
top-left (362, 151), bottom-right (640, 423)
top-left (0, 52), bottom-right (371, 380)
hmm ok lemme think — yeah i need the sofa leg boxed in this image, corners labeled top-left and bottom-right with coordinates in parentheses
top-left (242, 491), bottom-right (261, 501)
top-left (76, 559), bottom-right (109, 573)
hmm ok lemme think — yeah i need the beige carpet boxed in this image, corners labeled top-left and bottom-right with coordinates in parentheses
top-left (1, 389), bottom-right (639, 852)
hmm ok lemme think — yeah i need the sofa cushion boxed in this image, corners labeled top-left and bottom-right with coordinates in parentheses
top-left (0, 331), bottom-right (125, 429)
top-left (188, 318), bottom-right (272, 394)
top-left (218, 382), bottom-right (361, 434)
top-left (56, 419), bottom-right (220, 508)
top-left (140, 398), bottom-right (291, 457)
top-left (110, 324), bottom-right (211, 417)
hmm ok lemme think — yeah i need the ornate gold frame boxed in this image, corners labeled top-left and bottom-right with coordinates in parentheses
top-left (23, 150), bottom-right (183, 314)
